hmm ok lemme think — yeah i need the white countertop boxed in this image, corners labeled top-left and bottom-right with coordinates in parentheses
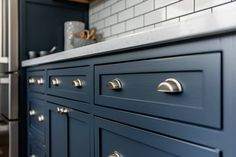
top-left (22, 8), bottom-right (236, 67)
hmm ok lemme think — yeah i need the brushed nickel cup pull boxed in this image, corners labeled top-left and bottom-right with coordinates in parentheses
top-left (52, 78), bottom-right (61, 86)
top-left (30, 155), bottom-right (37, 157)
top-left (107, 79), bottom-right (122, 90)
top-left (28, 78), bottom-right (36, 84)
top-left (72, 79), bottom-right (83, 88)
top-left (62, 108), bottom-right (69, 114)
top-left (29, 110), bottom-right (36, 116)
top-left (109, 151), bottom-right (123, 157)
top-left (157, 78), bottom-right (182, 93)
top-left (57, 107), bottom-right (61, 113)
top-left (37, 78), bottom-right (44, 85)
top-left (38, 115), bottom-right (45, 122)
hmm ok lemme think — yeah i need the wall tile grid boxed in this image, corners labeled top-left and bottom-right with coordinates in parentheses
top-left (89, 0), bottom-right (236, 41)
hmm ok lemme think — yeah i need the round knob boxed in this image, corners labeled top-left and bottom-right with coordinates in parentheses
top-left (52, 78), bottom-right (61, 86)
top-left (109, 151), bottom-right (123, 157)
top-left (37, 78), bottom-right (44, 85)
top-left (107, 79), bottom-right (122, 90)
top-left (72, 79), bottom-right (83, 88)
top-left (29, 110), bottom-right (36, 116)
top-left (157, 78), bottom-right (182, 93)
top-left (28, 78), bottom-right (36, 84)
top-left (38, 115), bottom-right (45, 122)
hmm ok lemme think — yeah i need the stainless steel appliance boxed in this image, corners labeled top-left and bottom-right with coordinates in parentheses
top-left (0, 0), bottom-right (19, 157)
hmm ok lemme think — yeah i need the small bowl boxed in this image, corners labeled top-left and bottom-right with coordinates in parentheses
top-left (39, 51), bottom-right (48, 57)
top-left (28, 51), bottom-right (37, 59)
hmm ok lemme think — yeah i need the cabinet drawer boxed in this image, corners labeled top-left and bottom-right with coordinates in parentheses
top-left (47, 67), bottom-right (90, 102)
top-left (95, 117), bottom-right (220, 157)
top-left (95, 53), bottom-right (221, 128)
top-left (28, 99), bottom-right (46, 138)
top-left (28, 133), bottom-right (46, 157)
top-left (27, 70), bottom-right (46, 93)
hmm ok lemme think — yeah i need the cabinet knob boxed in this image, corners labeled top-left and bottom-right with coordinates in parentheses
top-left (109, 151), bottom-right (123, 157)
top-left (107, 79), bottom-right (122, 90)
top-left (28, 78), bottom-right (36, 84)
top-left (29, 110), bottom-right (36, 116)
top-left (72, 79), bottom-right (83, 88)
top-left (52, 78), bottom-right (61, 86)
top-left (37, 78), bottom-right (44, 85)
top-left (157, 78), bottom-right (182, 93)
top-left (38, 115), bottom-right (45, 122)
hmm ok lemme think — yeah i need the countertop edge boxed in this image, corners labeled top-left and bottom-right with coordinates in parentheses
top-left (22, 8), bottom-right (236, 67)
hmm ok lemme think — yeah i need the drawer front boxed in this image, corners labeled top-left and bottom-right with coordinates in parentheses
top-left (28, 99), bottom-right (46, 138)
top-left (27, 70), bottom-right (46, 93)
top-left (95, 53), bottom-right (221, 128)
top-left (95, 117), bottom-right (220, 157)
top-left (28, 132), bottom-right (46, 157)
top-left (47, 67), bottom-right (90, 102)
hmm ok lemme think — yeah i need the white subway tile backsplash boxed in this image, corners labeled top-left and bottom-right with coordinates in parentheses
top-left (112, 22), bottom-right (126, 35)
top-left (155, 0), bottom-right (180, 9)
top-left (105, 14), bottom-right (118, 27)
top-left (126, 16), bottom-right (144, 31)
top-left (195, 0), bottom-right (231, 11)
top-left (135, 0), bottom-right (154, 16)
top-left (126, 0), bottom-right (144, 8)
top-left (144, 8), bottom-right (166, 26)
top-left (104, 0), bottom-right (119, 7)
top-left (111, 0), bottom-right (126, 14)
top-left (180, 9), bottom-right (212, 21)
top-left (89, 0), bottom-right (236, 40)
top-left (118, 7), bottom-right (134, 22)
top-left (167, 0), bottom-right (194, 19)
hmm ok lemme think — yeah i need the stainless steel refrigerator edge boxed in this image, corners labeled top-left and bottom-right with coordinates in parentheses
top-left (0, 0), bottom-right (19, 157)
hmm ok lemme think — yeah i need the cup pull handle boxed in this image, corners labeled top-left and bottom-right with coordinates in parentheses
top-left (157, 78), bottom-right (182, 93)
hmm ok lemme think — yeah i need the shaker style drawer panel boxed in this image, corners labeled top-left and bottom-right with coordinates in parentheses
top-left (27, 70), bottom-right (46, 93)
top-left (28, 132), bottom-right (46, 157)
top-left (47, 67), bottom-right (90, 102)
top-left (95, 53), bottom-right (221, 128)
top-left (28, 99), bottom-right (46, 138)
top-left (95, 118), bottom-right (220, 157)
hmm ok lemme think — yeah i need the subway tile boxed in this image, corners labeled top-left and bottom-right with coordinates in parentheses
top-left (213, 1), bottom-right (236, 12)
top-left (102, 27), bottom-right (111, 37)
top-left (93, 20), bottom-right (105, 29)
top-left (155, 0), bottom-right (180, 9)
top-left (144, 8), bottom-right (166, 26)
top-left (104, 0), bottom-right (119, 7)
top-left (105, 14), bottom-right (118, 27)
top-left (180, 9), bottom-right (212, 21)
top-left (111, 22), bottom-right (126, 35)
top-left (99, 7), bottom-right (111, 19)
top-left (126, 0), bottom-right (143, 8)
top-left (118, 7), bottom-right (134, 22)
top-left (111, 0), bottom-right (126, 14)
top-left (167, 0), bottom-right (194, 19)
top-left (155, 18), bottom-right (179, 28)
top-left (134, 25), bottom-right (155, 33)
top-left (135, 0), bottom-right (154, 16)
top-left (126, 16), bottom-right (144, 30)
top-left (195, 0), bottom-right (231, 11)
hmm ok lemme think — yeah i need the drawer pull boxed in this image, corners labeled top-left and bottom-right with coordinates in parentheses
top-left (57, 107), bottom-right (69, 114)
top-left (72, 79), bottom-right (83, 88)
top-left (30, 155), bottom-right (37, 157)
top-left (109, 151), bottom-right (123, 157)
top-left (38, 115), bottom-right (45, 122)
top-left (37, 78), bottom-right (44, 85)
top-left (157, 78), bottom-right (182, 93)
top-left (28, 78), bottom-right (36, 84)
top-left (108, 79), bottom-right (122, 90)
top-left (52, 78), bottom-right (61, 86)
top-left (29, 110), bottom-right (36, 116)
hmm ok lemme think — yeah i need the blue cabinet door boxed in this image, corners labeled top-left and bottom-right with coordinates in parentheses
top-left (46, 102), bottom-right (91, 157)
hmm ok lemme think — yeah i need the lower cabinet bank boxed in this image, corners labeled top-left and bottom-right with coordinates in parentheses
top-left (26, 34), bottom-right (236, 157)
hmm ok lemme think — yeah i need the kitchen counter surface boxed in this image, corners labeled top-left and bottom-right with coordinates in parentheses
top-left (22, 7), bottom-right (236, 67)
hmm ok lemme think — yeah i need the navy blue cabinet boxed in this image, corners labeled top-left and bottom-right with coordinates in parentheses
top-left (45, 102), bottom-right (91, 157)
top-left (25, 34), bottom-right (236, 157)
